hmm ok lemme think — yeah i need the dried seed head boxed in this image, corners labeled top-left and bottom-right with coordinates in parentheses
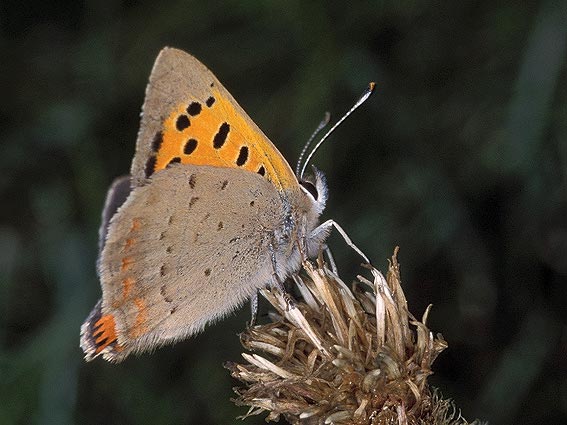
top-left (226, 249), bottom-right (483, 424)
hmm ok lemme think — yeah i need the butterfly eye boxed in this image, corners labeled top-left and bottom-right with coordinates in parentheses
top-left (299, 180), bottom-right (318, 200)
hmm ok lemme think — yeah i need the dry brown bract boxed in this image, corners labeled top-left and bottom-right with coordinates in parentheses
top-left (226, 248), bottom-right (479, 425)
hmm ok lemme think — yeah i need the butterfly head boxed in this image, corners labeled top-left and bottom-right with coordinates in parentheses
top-left (298, 166), bottom-right (327, 216)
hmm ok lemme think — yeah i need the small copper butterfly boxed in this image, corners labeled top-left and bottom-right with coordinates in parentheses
top-left (80, 47), bottom-right (374, 362)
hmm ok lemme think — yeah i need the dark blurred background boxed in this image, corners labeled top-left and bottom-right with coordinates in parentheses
top-left (1, 1), bottom-right (566, 424)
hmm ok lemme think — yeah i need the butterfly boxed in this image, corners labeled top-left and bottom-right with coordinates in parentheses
top-left (80, 47), bottom-right (373, 362)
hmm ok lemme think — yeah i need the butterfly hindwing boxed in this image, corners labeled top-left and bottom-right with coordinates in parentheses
top-left (131, 47), bottom-right (298, 191)
top-left (98, 175), bottom-right (131, 258)
top-left (98, 164), bottom-right (286, 359)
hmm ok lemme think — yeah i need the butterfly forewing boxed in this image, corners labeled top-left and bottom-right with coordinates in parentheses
top-left (132, 47), bottom-right (298, 192)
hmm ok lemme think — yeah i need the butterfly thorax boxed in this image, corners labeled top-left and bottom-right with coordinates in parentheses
top-left (272, 168), bottom-right (329, 277)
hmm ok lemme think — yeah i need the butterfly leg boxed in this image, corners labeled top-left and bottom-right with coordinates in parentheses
top-left (268, 242), bottom-right (295, 310)
top-left (323, 245), bottom-right (339, 274)
top-left (249, 291), bottom-right (259, 327)
top-left (311, 220), bottom-right (372, 265)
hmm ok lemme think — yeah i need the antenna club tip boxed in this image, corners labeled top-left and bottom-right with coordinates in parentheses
top-left (368, 82), bottom-right (376, 92)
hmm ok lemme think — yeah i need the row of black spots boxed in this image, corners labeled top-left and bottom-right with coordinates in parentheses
top-left (175, 96), bottom-right (215, 133)
top-left (213, 122), bottom-right (230, 149)
top-left (236, 145), bottom-right (249, 166)
top-left (160, 284), bottom-right (173, 303)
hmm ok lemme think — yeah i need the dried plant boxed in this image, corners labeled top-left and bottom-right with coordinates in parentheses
top-left (226, 248), bottom-right (482, 424)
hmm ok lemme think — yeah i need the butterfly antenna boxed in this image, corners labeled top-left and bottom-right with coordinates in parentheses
top-left (296, 112), bottom-right (331, 177)
top-left (299, 82), bottom-right (376, 179)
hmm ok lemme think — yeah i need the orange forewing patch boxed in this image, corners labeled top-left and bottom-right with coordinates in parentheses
top-left (154, 87), bottom-right (296, 191)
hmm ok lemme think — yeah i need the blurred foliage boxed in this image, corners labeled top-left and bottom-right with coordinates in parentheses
top-left (1, 1), bottom-right (567, 424)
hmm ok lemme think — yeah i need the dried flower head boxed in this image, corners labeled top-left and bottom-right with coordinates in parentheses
top-left (226, 249), bottom-right (482, 424)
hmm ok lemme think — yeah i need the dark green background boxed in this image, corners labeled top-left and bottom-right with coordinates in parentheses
top-left (2, 1), bottom-right (566, 424)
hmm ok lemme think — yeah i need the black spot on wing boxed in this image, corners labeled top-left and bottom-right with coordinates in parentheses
top-left (145, 156), bottom-right (157, 178)
top-left (184, 138), bottom-right (198, 155)
top-left (151, 131), bottom-right (163, 152)
top-left (176, 115), bottom-right (190, 131)
top-left (236, 146), bottom-right (249, 166)
top-left (186, 102), bottom-right (202, 116)
top-left (188, 173), bottom-right (196, 188)
top-left (200, 212), bottom-right (210, 224)
top-left (189, 196), bottom-right (199, 208)
top-left (257, 165), bottom-right (265, 176)
top-left (160, 285), bottom-right (173, 302)
top-left (167, 157), bottom-right (181, 167)
top-left (206, 96), bottom-right (215, 107)
top-left (213, 123), bottom-right (230, 149)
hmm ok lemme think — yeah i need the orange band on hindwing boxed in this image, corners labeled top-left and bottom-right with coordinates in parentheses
top-left (112, 218), bottom-right (142, 310)
top-left (129, 298), bottom-right (149, 338)
top-left (122, 276), bottom-right (135, 299)
top-left (130, 218), bottom-right (141, 231)
top-left (93, 314), bottom-right (119, 353)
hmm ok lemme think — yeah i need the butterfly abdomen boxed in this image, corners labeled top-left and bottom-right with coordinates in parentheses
top-left (80, 299), bottom-right (124, 362)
